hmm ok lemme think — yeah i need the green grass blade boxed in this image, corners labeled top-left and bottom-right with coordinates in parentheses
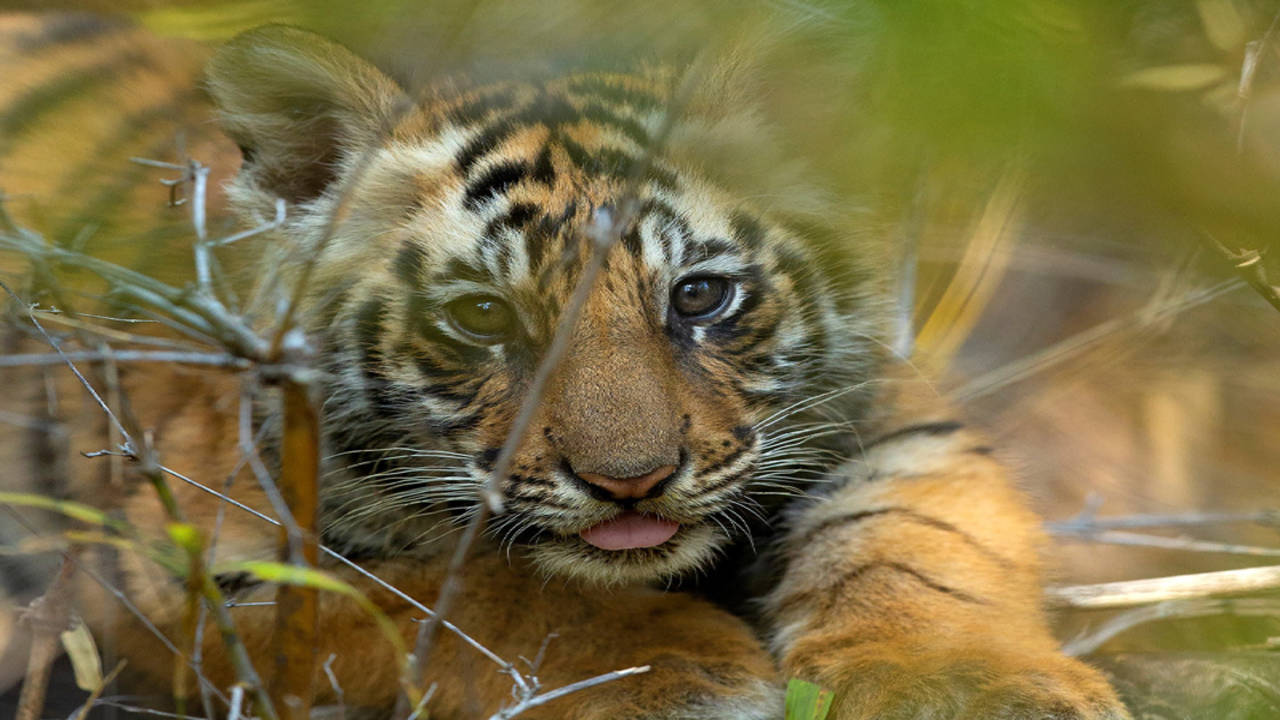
top-left (785, 678), bottom-right (834, 720)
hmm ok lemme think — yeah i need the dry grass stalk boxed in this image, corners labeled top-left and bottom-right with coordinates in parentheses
top-left (268, 378), bottom-right (321, 719)
top-left (15, 551), bottom-right (77, 720)
top-left (1048, 564), bottom-right (1280, 609)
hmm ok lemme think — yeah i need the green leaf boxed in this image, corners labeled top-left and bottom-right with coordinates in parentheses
top-left (165, 522), bottom-right (204, 554)
top-left (229, 560), bottom-right (359, 596)
top-left (0, 491), bottom-right (113, 526)
top-left (785, 678), bottom-right (835, 720)
top-left (221, 560), bottom-right (413, 680)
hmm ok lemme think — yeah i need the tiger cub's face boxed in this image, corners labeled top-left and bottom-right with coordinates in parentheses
top-left (209, 27), bottom-right (883, 584)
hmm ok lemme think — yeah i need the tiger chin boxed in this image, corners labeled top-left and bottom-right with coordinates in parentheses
top-left (10, 20), bottom-right (1132, 720)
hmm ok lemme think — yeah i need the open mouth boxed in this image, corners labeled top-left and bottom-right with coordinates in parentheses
top-left (579, 511), bottom-right (681, 550)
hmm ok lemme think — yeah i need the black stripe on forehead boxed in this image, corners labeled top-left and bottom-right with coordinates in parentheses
top-left (558, 136), bottom-right (678, 190)
top-left (456, 91), bottom-right (654, 179)
top-left (577, 103), bottom-right (650, 146)
top-left (456, 94), bottom-right (577, 174)
top-left (476, 202), bottom-right (570, 277)
top-left (482, 202), bottom-right (539, 241)
top-left (463, 161), bottom-right (528, 210)
top-left (637, 197), bottom-right (692, 262)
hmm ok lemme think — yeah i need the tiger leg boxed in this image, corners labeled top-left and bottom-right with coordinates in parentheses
top-left (104, 550), bottom-right (781, 719)
top-left (766, 420), bottom-right (1129, 720)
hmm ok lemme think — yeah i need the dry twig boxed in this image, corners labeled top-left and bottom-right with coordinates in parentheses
top-left (1048, 564), bottom-right (1280, 609)
top-left (15, 552), bottom-right (77, 720)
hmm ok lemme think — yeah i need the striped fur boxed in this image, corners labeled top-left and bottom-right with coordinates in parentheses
top-left (1, 18), bottom-right (1127, 719)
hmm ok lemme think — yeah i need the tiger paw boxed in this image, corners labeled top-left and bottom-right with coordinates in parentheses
top-left (789, 642), bottom-right (1130, 720)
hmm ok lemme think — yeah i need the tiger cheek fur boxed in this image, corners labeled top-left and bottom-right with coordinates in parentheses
top-left (15, 20), bottom-right (1129, 720)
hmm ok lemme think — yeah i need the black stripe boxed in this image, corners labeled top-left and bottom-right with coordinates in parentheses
top-left (681, 237), bottom-right (735, 265)
top-left (694, 466), bottom-right (750, 498)
top-left (621, 225), bottom-right (644, 258)
top-left (463, 161), bottom-right (529, 209)
top-left (457, 94), bottom-right (579, 174)
top-left (354, 298), bottom-right (388, 368)
top-left (578, 102), bottom-right (650, 146)
top-left (557, 137), bottom-right (677, 189)
top-left (456, 120), bottom-right (519, 174)
top-left (695, 444), bottom-right (749, 482)
top-left (482, 201), bottom-right (542, 276)
top-left (730, 211), bottom-right (767, 251)
top-left (523, 213), bottom-right (564, 272)
top-left (443, 257), bottom-right (493, 284)
top-left (637, 198), bottom-right (691, 263)
top-left (393, 241), bottom-right (428, 286)
top-left (531, 144), bottom-right (556, 184)
top-left (800, 507), bottom-right (1014, 569)
top-left (838, 561), bottom-right (987, 604)
top-left (866, 421), bottom-right (965, 448)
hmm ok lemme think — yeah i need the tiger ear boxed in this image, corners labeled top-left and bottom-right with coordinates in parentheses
top-left (205, 25), bottom-right (409, 206)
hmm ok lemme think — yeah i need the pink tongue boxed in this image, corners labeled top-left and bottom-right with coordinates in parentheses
top-left (580, 512), bottom-right (680, 550)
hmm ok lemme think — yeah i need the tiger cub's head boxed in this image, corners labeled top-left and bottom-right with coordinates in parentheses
top-left (206, 26), bottom-right (887, 584)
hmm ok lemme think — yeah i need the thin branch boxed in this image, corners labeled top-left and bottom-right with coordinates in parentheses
top-left (1047, 564), bottom-right (1280, 609)
top-left (1049, 508), bottom-right (1280, 532)
top-left (0, 350), bottom-right (252, 368)
top-left (489, 665), bottom-right (651, 720)
top-left (1054, 529), bottom-right (1280, 558)
top-left (0, 280), bottom-right (129, 439)
top-left (1201, 233), bottom-right (1280, 314)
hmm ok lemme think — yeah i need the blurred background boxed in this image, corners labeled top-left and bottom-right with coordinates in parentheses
top-left (1, 1), bottom-right (1278, 717)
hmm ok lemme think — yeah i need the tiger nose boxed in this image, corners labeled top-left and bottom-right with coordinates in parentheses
top-left (576, 464), bottom-right (677, 500)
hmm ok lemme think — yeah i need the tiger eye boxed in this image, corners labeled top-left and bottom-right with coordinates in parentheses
top-left (671, 276), bottom-right (732, 319)
top-left (444, 295), bottom-right (516, 342)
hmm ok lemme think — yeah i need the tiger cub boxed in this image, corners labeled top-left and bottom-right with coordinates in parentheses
top-left (1, 19), bottom-right (1128, 720)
